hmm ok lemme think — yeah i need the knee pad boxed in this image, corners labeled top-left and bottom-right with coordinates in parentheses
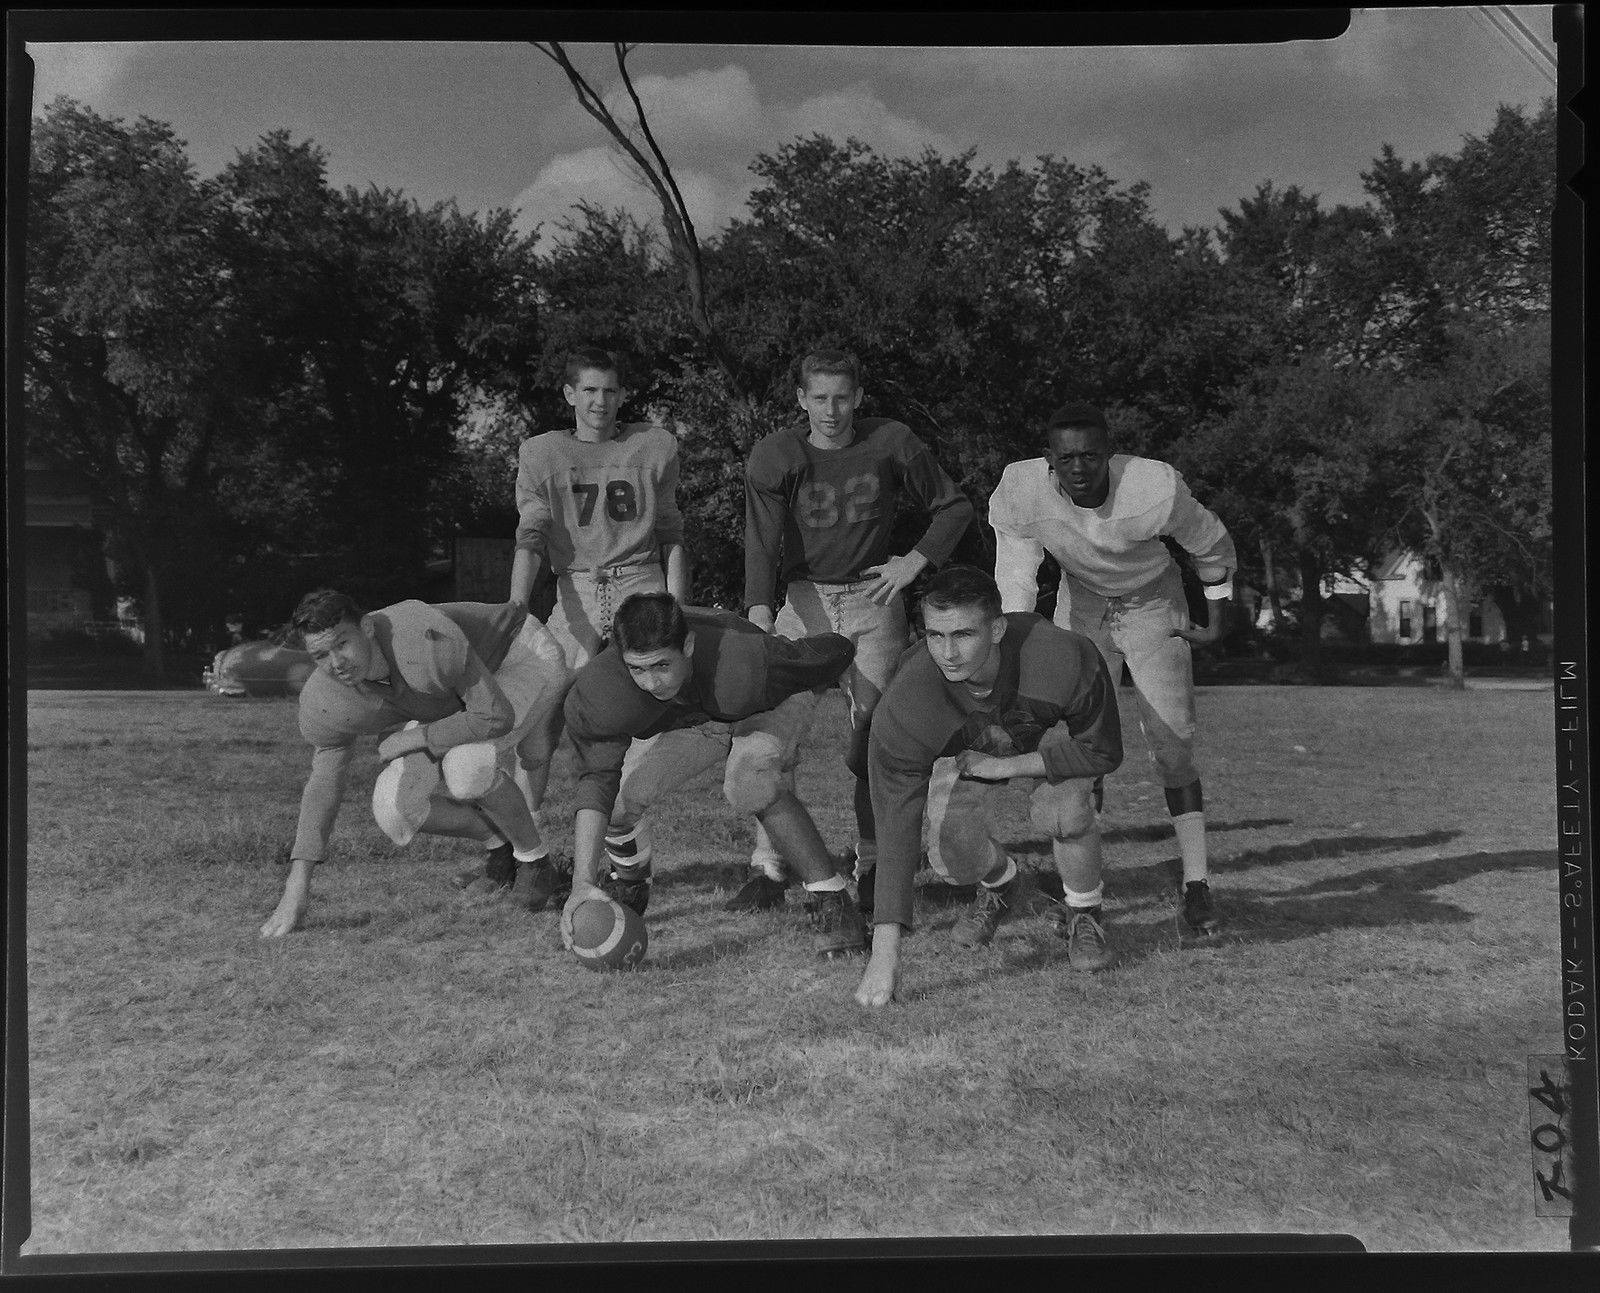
top-left (371, 754), bottom-right (440, 845)
top-left (442, 742), bottom-right (500, 801)
top-left (725, 734), bottom-right (785, 814)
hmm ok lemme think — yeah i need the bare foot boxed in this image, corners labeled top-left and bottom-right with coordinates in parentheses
top-left (259, 866), bottom-right (311, 938)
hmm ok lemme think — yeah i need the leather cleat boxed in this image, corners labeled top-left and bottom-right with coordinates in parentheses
top-left (723, 872), bottom-right (788, 912)
top-left (810, 888), bottom-right (867, 959)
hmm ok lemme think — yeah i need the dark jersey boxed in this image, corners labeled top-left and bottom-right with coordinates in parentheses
top-left (743, 417), bottom-right (973, 610)
top-left (563, 607), bottom-right (855, 818)
top-left (868, 613), bottom-right (1123, 928)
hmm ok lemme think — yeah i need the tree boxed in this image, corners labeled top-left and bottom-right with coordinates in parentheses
top-left (24, 98), bottom-right (242, 673)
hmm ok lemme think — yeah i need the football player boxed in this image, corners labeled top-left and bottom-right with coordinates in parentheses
top-left (559, 592), bottom-right (868, 960)
top-left (855, 565), bottom-right (1124, 1008)
top-left (258, 588), bottom-right (572, 938)
top-left (736, 348), bottom-right (974, 912)
top-left (454, 346), bottom-right (688, 897)
top-left (988, 400), bottom-right (1236, 934)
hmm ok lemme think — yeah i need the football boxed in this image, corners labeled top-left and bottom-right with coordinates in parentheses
top-left (570, 897), bottom-right (648, 972)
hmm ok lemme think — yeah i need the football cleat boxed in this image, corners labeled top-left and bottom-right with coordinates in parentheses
top-left (1182, 879), bottom-right (1222, 934)
top-left (723, 872), bottom-right (788, 912)
top-left (810, 888), bottom-right (867, 960)
top-left (1060, 908), bottom-right (1113, 972)
top-left (512, 854), bottom-right (564, 913)
top-left (952, 881), bottom-right (1013, 949)
top-left (601, 863), bottom-right (652, 916)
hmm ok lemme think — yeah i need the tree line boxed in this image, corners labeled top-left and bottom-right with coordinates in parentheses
top-left (24, 93), bottom-right (1553, 682)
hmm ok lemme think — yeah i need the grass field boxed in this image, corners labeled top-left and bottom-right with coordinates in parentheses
top-left (20, 683), bottom-right (1565, 1256)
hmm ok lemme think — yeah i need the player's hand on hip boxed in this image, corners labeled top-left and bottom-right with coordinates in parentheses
top-left (1172, 597), bottom-right (1230, 646)
top-left (854, 929), bottom-right (901, 1008)
top-left (861, 551), bottom-right (927, 605)
top-left (559, 880), bottom-right (609, 950)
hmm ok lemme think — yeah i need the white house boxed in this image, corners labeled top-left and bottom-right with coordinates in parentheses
top-left (1366, 549), bottom-right (1508, 646)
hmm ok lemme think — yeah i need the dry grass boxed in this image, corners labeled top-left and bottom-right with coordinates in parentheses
top-left (19, 684), bottom-right (1564, 1256)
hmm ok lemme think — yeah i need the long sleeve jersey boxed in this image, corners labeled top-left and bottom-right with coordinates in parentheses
top-left (989, 454), bottom-right (1237, 611)
top-left (513, 422), bottom-right (685, 573)
top-left (868, 613), bottom-right (1123, 928)
top-left (744, 417), bottom-right (974, 611)
top-left (291, 600), bottom-right (529, 862)
top-left (563, 607), bottom-right (856, 819)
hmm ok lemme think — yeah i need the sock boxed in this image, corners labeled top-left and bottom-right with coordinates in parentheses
top-left (802, 874), bottom-right (849, 894)
top-left (605, 821), bottom-right (653, 871)
top-left (980, 855), bottom-right (1018, 889)
top-left (852, 839), bottom-right (877, 881)
top-left (610, 859), bottom-right (650, 880)
top-left (748, 848), bottom-right (787, 883)
top-left (512, 845), bottom-right (548, 865)
top-left (1064, 883), bottom-right (1104, 910)
top-left (1173, 811), bottom-right (1207, 884)
top-left (482, 833), bottom-right (507, 851)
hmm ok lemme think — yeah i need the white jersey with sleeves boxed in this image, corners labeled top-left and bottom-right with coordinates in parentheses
top-left (989, 454), bottom-right (1236, 612)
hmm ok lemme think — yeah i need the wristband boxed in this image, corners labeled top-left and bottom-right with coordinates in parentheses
top-left (1202, 579), bottom-right (1234, 602)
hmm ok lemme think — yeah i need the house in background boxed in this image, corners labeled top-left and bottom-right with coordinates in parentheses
top-left (24, 453), bottom-right (109, 641)
top-left (1244, 548), bottom-right (1550, 649)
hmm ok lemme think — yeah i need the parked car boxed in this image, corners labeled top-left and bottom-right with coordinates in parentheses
top-left (204, 636), bottom-right (314, 697)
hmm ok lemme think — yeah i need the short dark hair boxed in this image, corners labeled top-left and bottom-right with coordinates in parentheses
top-left (797, 348), bottom-right (861, 389)
top-left (564, 345), bottom-right (625, 388)
top-left (291, 588), bottom-right (364, 640)
top-left (920, 565), bottom-right (1002, 622)
top-left (611, 592), bottom-right (689, 654)
top-left (1046, 400), bottom-right (1110, 435)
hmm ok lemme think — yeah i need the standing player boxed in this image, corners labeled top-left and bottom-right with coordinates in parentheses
top-left (736, 348), bottom-right (975, 911)
top-left (988, 400), bottom-right (1236, 934)
top-left (258, 588), bottom-right (572, 938)
top-left (559, 592), bottom-right (868, 960)
top-left (455, 346), bottom-right (688, 894)
top-left (854, 565), bottom-right (1124, 1008)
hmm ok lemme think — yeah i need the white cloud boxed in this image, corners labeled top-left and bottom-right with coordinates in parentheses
top-left (600, 64), bottom-right (768, 150)
top-left (25, 42), bottom-right (139, 110)
top-left (778, 84), bottom-right (956, 156)
top-left (512, 145), bottom-right (749, 241)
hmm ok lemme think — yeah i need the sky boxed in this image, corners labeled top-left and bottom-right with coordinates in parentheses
top-left (22, 8), bottom-right (1558, 243)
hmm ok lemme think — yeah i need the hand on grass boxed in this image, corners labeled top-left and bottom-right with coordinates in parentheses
top-left (559, 879), bottom-right (610, 950)
top-left (259, 863), bottom-right (312, 938)
top-left (861, 551), bottom-right (928, 606)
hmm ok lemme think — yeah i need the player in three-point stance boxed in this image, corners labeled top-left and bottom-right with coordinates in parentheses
top-left (258, 589), bottom-right (572, 938)
top-left (453, 345), bottom-right (689, 902)
top-left (559, 592), bottom-right (869, 961)
top-left (988, 400), bottom-right (1236, 934)
top-left (854, 565), bottom-right (1124, 1008)
top-left (736, 348), bottom-right (974, 913)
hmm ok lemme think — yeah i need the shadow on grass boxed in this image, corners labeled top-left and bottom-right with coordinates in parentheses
top-left (648, 932), bottom-right (766, 971)
top-left (898, 845), bottom-right (1551, 999)
top-left (1010, 818), bottom-right (1296, 852)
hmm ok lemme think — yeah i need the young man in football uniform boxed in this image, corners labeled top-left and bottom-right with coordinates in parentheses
top-left (854, 565), bottom-right (1124, 1008)
top-left (988, 400), bottom-right (1236, 935)
top-left (558, 592), bottom-right (868, 960)
top-left (258, 588), bottom-right (572, 939)
top-left (736, 348), bottom-right (975, 913)
top-left (455, 346), bottom-right (688, 897)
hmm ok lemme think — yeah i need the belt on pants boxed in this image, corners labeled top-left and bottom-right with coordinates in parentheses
top-left (562, 560), bottom-right (656, 583)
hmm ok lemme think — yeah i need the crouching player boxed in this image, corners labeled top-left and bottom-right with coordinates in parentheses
top-left (559, 592), bottom-right (868, 960)
top-left (989, 400), bottom-right (1236, 933)
top-left (853, 566), bottom-right (1124, 1008)
top-left (258, 589), bottom-right (572, 938)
